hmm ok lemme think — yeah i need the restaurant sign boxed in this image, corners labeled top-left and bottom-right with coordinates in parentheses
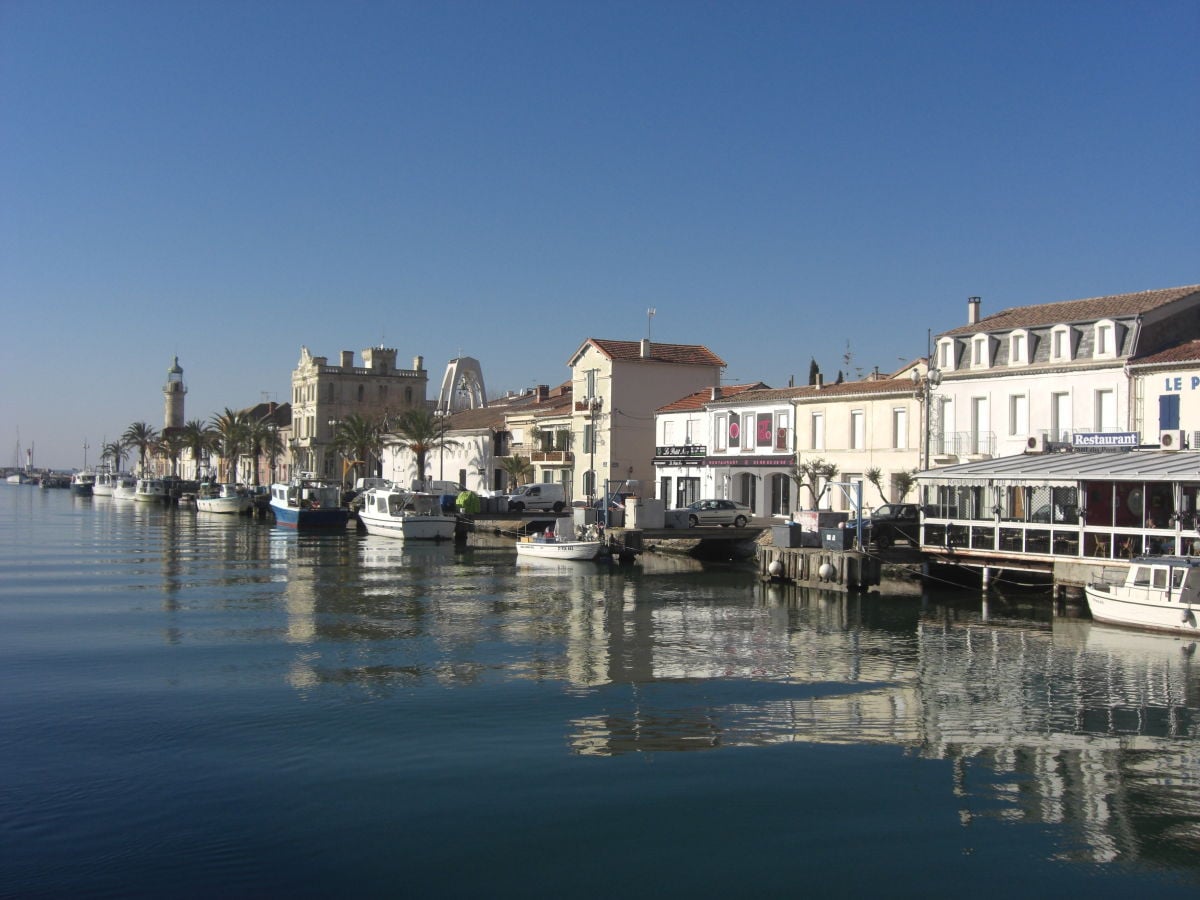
top-left (1071, 432), bottom-right (1139, 449)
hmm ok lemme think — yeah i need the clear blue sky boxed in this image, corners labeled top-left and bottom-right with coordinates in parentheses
top-left (2, 1), bottom-right (1196, 469)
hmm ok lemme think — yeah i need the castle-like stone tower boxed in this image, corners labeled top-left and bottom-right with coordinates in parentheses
top-left (163, 356), bottom-right (186, 430)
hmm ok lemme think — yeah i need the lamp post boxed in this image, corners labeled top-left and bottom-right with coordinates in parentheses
top-left (434, 408), bottom-right (447, 483)
top-left (911, 365), bottom-right (943, 471)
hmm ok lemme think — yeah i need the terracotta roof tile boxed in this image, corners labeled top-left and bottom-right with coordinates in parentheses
top-left (1130, 338), bottom-right (1200, 367)
top-left (940, 285), bottom-right (1200, 337)
top-left (657, 382), bottom-right (770, 413)
top-left (579, 339), bottom-right (727, 368)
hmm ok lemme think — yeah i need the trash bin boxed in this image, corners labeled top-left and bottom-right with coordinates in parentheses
top-left (771, 524), bottom-right (803, 548)
top-left (821, 527), bottom-right (854, 550)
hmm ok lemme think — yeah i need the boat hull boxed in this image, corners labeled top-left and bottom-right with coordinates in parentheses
top-left (1085, 585), bottom-right (1200, 635)
top-left (197, 497), bottom-right (252, 514)
top-left (359, 511), bottom-right (456, 540)
top-left (515, 540), bottom-right (602, 561)
top-left (1084, 556), bottom-right (1200, 636)
top-left (270, 499), bottom-right (349, 530)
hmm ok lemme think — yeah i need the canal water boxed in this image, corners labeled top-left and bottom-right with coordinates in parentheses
top-left (2, 486), bottom-right (1199, 897)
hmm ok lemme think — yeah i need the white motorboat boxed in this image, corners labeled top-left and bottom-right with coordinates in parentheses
top-left (196, 483), bottom-right (252, 515)
top-left (358, 486), bottom-right (457, 541)
top-left (112, 474), bottom-right (138, 501)
top-left (515, 517), bottom-right (604, 561)
top-left (92, 465), bottom-right (117, 497)
top-left (133, 477), bottom-right (168, 503)
top-left (1085, 556), bottom-right (1200, 635)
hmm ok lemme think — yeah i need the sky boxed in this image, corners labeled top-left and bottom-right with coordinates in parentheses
top-left (2, 1), bottom-right (1197, 469)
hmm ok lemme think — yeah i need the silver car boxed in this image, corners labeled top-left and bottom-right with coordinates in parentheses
top-left (680, 499), bottom-right (752, 528)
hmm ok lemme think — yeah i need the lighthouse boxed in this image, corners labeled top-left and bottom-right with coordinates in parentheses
top-left (163, 356), bottom-right (186, 430)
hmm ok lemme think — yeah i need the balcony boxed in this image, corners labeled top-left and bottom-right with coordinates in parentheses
top-left (531, 450), bottom-right (574, 466)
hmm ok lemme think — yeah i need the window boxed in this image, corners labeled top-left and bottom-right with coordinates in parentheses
top-left (774, 411), bottom-right (789, 451)
top-left (1094, 320), bottom-right (1117, 359)
top-left (583, 424), bottom-right (595, 453)
top-left (850, 410), bottom-right (865, 450)
top-left (663, 421), bottom-right (675, 445)
top-left (770, 473), bottom-right (791, 516)
top-left (714, 414), bottom-right (727, 451)
top-left (741, 413), bottom-right (755, 451)
top-left (1160, 394), bottom-right (1181, 430)
top-left (685, 419), bottom-right (695, 444)
top-left (1095, 389), bottom-right (1117, 431)
top-left (585, 369), bottom-right (597, 399)
top-left (970, 397), bottom-right (989, 454)
top-left (1008, 395), bottom-right (1028, 436)
top-left (1009, 331), bottom-right (1028, 365)
top-left (1051, 326), bottom-right (1071, 361)
top-left (938, 339), bottom-right (954, 371)
top-left (892, 408), bottom-right (907, 450)
top-left (1051, 392), bottom-right (1071, 442)
top-left (811, 412), bottom-right (825, 450)
top-left (972, 336), bottom-right (989, 368)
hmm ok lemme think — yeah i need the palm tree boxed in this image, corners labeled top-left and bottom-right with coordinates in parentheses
top-left (158, 431), bottom-right (186, 477)
top-left (387, 408), bottom-right (460, 489)
top-left (122, 422), bottom-right (159, 476)
top-left (256, 424), bottom-right (286, 486)
top-left (100, 439), bottom-right (128, 473)
top-left (181, 419), bottom-right (215, 481)
top-left (331, 413), bottom-right (385, 489)
top-left (499, 454), bottom-right (532, 493)
top-left (210, 408), bottom-right (250, 483)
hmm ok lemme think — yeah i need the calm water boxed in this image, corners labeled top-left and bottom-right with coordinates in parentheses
top-left (2, 488), bottom-right (1199, 898)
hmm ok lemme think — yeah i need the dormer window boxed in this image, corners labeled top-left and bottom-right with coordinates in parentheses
top-left (1050, 325), bottom-right (1072, 362)
top-left (937, 338), bottom-right (956, 372)
top-left (1093, 320), bottom-right (1116, 359)
top-left (971, 335), bottom-right (991, 369)
top-left (1009, 330), bottom-right (1029, 366)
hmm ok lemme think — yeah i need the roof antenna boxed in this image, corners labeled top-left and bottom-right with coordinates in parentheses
top-left (647, 307), bottom-right (656, 340)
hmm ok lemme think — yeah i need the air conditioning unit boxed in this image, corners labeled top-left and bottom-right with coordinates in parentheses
top-left (1025, 434), bottom-right (1049, 453)
top-left (1160, 429), bottom-right (1187, 451)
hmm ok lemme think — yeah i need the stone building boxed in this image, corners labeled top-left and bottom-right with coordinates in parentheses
top-left (290, 345), bottom-right (428, 480)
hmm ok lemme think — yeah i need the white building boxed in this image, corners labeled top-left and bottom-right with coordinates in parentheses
top-left (930, 286), bottom-right (1200, 462)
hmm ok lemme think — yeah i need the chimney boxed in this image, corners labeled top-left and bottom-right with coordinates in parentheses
top-left (710, 386), bottom-right (721, 401)
top-left (536, 385), bottom-right (549, 402)
top-left (640, 338), bottom-right (651, 358)
top-left (815, 373), bottom-right (824, 389)
top-left (340, 350), bottom-right (354, 368)
top-left (413, 355), bottom-right (423, 371)
top-left (968, 296), bottom-right (981, 325)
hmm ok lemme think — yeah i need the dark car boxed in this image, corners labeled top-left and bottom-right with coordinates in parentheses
top-left (861, 503), bottom-right (920, 549)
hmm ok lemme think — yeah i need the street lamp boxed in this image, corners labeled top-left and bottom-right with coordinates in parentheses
top-left (434, 408), bottom-right (448, 484)
top-left (911, 365), bottom-right (943, 471)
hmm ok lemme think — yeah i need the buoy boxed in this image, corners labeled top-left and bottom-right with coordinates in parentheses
top-left (768, 559), bottom-right (783, 577)
top-left (818, 562), bottom-right (835, 582)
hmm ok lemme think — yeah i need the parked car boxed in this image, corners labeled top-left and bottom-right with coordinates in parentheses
top-left (506, 483), bottom-right (567, 513)
top-left (856, 502), bottom-right (920, 549)
top-left (676, 499), bottom-right (752, 528)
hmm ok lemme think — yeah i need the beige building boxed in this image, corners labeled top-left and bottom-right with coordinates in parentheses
top-left (567, 339), bottom-right (726, 502)
top-left (290, 345), bottom-right (428, 480)
top-left (790, 366), bottom-right (926, 513)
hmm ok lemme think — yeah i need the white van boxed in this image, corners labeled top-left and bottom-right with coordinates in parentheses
top-left (506, 483), bottom-right (566, 513)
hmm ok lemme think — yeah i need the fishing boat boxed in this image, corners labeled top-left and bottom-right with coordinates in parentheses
top-left (357, 485), bottom-right (457, 541)
top-left (112, 474), bottom-right (138, 501)
top-left (92, 465), bottom-right (117, 497)
top-left (70, 471), bottom-right (95, 497)
top-left (1084, 556), bottom-right (1200, 635)
top-left (133, 477), bottom-right (169, 503)
top-left (196, 483), bottom-right (252, 515)
top-left (269, 475), bottom-right (349, 529)
top-left (515, 516), bottom-right (604, 561)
